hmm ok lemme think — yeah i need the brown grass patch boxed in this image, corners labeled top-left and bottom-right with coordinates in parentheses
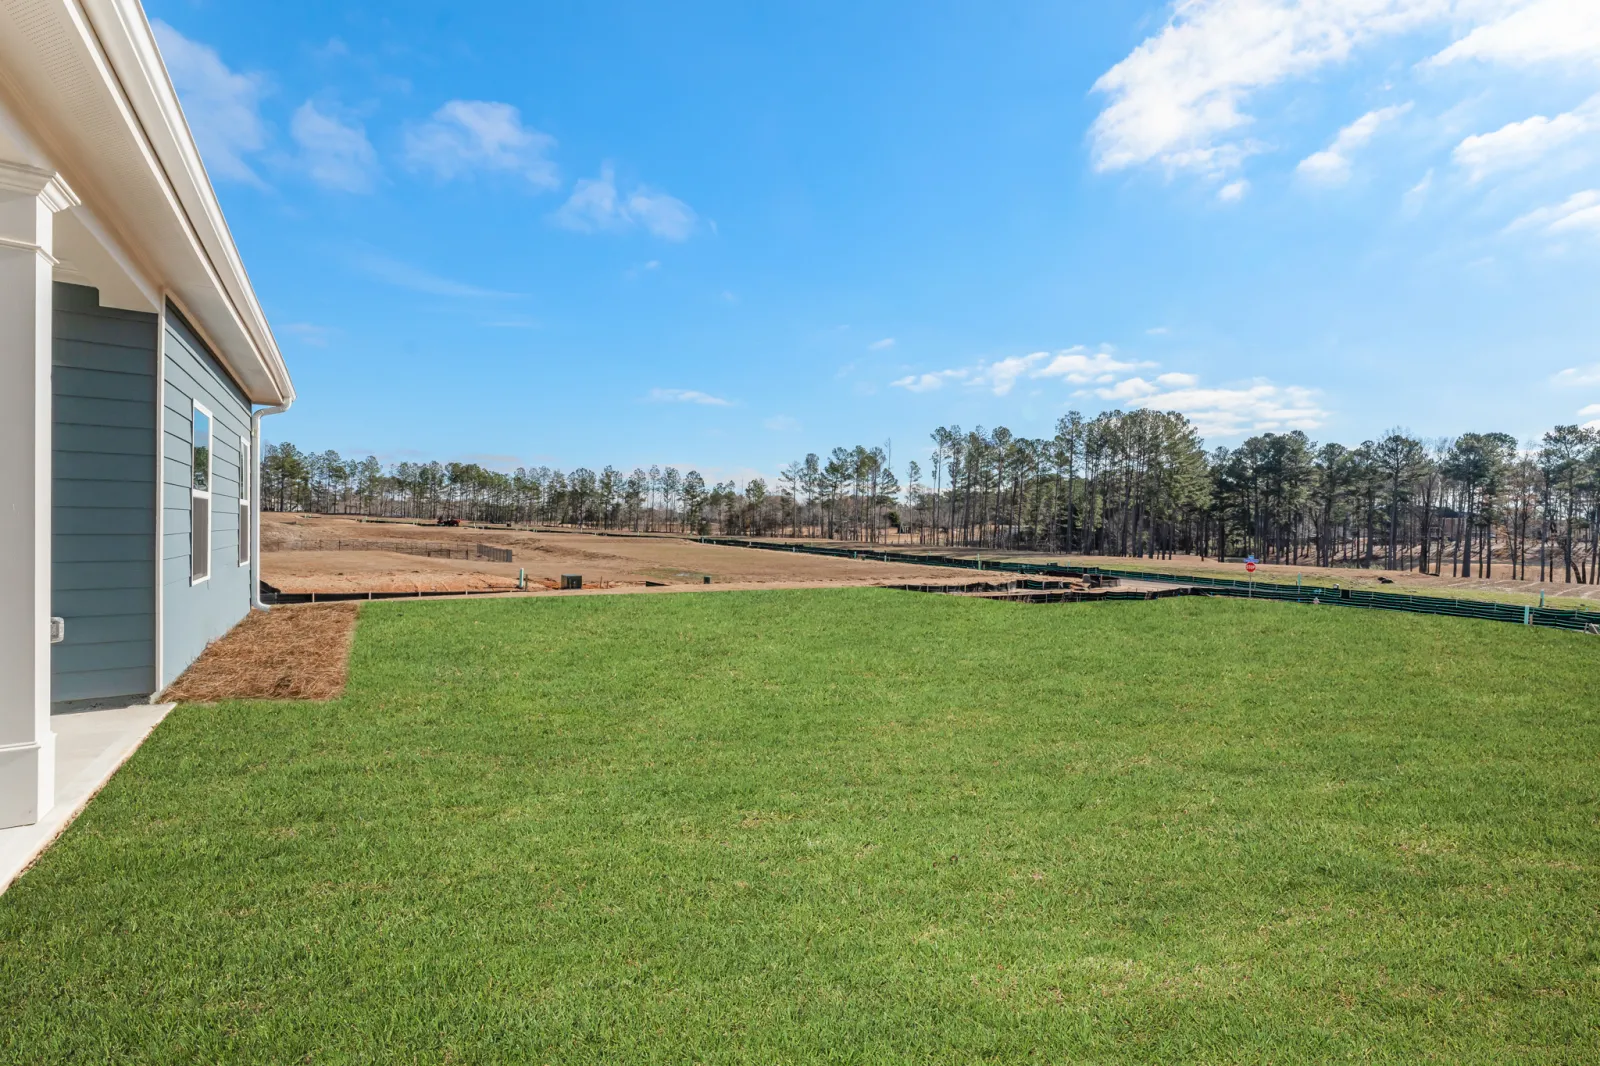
top-left (161, 603), bottom-right (359, 703)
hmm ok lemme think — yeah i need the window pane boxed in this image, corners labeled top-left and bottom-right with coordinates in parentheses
top-left (191, 495), bottom-right (211, 581)
top-left (239, 500), bottom-right (250, 566)
top-left (192, 408), bottom-right (211, 492)
top-left (239, 438), bottom-right (249, 500)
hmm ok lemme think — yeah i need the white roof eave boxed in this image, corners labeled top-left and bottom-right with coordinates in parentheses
top-left (0, 0), bottom-right (293, 405)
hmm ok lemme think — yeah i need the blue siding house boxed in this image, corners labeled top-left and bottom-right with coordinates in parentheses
top-left (0, 0), bottom-right (295, 830)
top-left (50, 282), bottom-right (160, 705)
top-left (159, 308), bottom-right (258, 686)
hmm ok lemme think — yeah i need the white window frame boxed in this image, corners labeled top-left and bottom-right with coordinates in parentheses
top-left (238, 434), bottom-right (251, 567)
top-left (190, 400), bottom-right (213, 585)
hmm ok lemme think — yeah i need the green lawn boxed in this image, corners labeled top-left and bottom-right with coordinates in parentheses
top-left (3, 590), bottom-right (1598, 1064)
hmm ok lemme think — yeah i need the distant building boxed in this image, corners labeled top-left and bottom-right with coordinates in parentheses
top-left (0, 0), bottom-right (294, 828)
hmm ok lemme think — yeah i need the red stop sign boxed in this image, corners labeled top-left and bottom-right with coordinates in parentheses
top-left (1246, 561), bottom-right (1257, 573)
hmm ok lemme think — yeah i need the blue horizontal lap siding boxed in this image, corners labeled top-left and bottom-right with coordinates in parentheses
top-left (161, 306), bottom-right (253, 685)
top-left (52, 424), bottom-right (153, 458)
top-left (55, 669), bottom-right (157, 702)
top-left (53, 506), bottom-right (155, 536)
top-left (55, 534), bottom-right (156, 563)
top-left (54, 370), bottom-right (158, 405)
top-left (55, 479), bottom-right (154, 509)
top-left (51, 283), bottom-right (159, 705)
top-left (54, 640), bottom-right (155, 673)
top-left (51, 613), bottom-right (152, 644)
top-left (52, 562), bottom-right (155, 593)
top-left (55, 450), bottom-right (156, 482)
top-left (54, 587), bottom-right (154, 617)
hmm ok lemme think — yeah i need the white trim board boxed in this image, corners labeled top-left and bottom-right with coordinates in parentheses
top-left (152, 299), bottom-right (165, 692)
top-left (237, 432), bottom-right (250, 568)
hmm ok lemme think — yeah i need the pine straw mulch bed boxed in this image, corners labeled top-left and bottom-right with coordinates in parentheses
top-left (160, 603), bottom-right (360, 703)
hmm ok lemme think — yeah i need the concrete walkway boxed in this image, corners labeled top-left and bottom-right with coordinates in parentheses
top-left (0, 702), bottom-right (173, 895)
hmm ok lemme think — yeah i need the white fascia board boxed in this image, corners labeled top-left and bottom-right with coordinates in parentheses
top-left (83, 0), bottom-right (291, 400)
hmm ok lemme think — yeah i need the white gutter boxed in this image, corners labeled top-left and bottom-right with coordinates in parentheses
top-left (249, 399), bottom-right (292, 610)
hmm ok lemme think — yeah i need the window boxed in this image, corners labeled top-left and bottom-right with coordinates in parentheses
top-left (191, 402), bottom-right (212, 583)
top-left (238, 435), bottom-right (251, 567)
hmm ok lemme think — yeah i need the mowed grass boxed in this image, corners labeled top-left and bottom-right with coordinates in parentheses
top-left (3, 591), bottom-right (1598, 1064)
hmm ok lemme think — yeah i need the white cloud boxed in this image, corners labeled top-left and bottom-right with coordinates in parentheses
top-left (648, 388), bottom-right (731, 406)
top-left (1297, 103), bottom-right (1413, 184)
top-left (403, 100), bottom-right (558, 188)
top-left (627, 188), bottom-right (698, 240)
top-left (1032, 348), bottom-right (1154, 385)
top-left (1091, 0), bottom-right (1600, 197)
top-left (553, 164), bottom-right (620, 228)
top-left (891, 369), bottom-right (967, 393)
top-left (763, 415), bottom-right (801, 431)
top-left (152, 21), bottom-right (268, 186)
top-left (1579, 403), bottom-right (1600, 416)
top-left (868, 337), bottom-right (896, 351)
top-left (891, 340), bottom-right (1323, 436)
top-left (1095, 376), bottom-right (1328, 436)
top-left (1553, 363), bottom-right (1600, 388)
top-left (1217, 179), bottom-right (1250, 201)
top-left (350, 250), bottom-right (520, 298)
top-left (1097, 376), bottom-right (1163, 401)
top-left (553, 165), bottom-right (624, 229)
top-left (891, 347), bottom-right (1153, 397)
top-left (1089, 0), bottom-right (1447, 178)
top-left (1093, 372), bottom-right (1208, 401)
top-left (1508, 190), bottom-right (1600, 237)
top-left (1429, 1), bottom-right (1600, 67)
top-left (1452, 95), bottom-right (1600, 180)
top-left (1146, 326), bottom-right (1171, 335)
top-left (290, 102), bottom-right (378, 192)
top-left (1404, 168), bottom-right (1435, 211)
top-left (983, 353), bottom-right (1053, 396)
top-left (552, 164), bottom-right (698, 240)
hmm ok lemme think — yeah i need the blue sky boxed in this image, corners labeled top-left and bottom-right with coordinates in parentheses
top-left (148, 0), bottom-right (1600, 480)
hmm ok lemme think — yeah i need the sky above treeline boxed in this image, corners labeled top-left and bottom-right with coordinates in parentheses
top-left (148, 0), bottom-right (1600, 483)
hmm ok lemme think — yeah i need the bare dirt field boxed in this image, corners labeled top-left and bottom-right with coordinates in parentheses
top-left (261, 514), bottom-right (976, 594)
top-left (262, 515), bottom-right (1598, 609)
top-left (838, 543), bottom-right (1600, 608)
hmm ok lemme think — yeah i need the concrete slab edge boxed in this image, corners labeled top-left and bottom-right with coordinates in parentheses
top-left (0, 703), bottom-right (175, 896)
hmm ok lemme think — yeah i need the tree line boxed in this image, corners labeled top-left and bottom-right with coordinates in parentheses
top-left (261, 413), bottom-right (1600, 581)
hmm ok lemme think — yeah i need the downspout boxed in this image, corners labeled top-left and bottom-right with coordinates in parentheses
top-left (250, 398), bottom-right (292, 610)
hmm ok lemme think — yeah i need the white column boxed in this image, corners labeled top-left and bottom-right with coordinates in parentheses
top-left (0, 162), bottom-right (77, 829)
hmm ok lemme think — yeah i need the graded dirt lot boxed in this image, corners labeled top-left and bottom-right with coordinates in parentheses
top-left (856, 544), bottom-right (1600, 608)
top-left (262, 515), bottom-right (1599, 610)
top-left (261, 514), bottom-right (975, 594)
